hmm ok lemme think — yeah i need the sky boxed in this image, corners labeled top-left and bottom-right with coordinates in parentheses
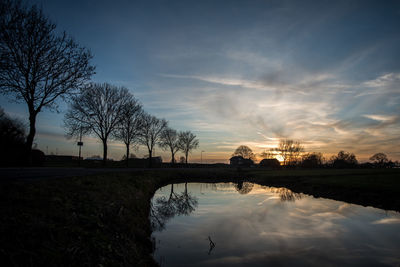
top-left (1, 0), bottom-right (400, 163)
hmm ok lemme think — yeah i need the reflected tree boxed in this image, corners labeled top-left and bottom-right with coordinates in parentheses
top-left (150, 184), bottom-right (198, 231)
top-left (235, 181), bottom-right (254, 195)
top-left (175, 183), bottom-right (197, 215)
top-left (151, 184), bottom-right (179, 230)
top-left (272, 187), bottom-right (302, 202)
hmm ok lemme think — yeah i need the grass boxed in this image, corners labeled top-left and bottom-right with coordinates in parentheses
top-left (0, 168), bottom-right (399, 266)
top-left (0, 171), bottom-right (164, 266)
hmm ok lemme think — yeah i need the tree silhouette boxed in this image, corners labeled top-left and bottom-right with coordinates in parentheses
top-left (137, 113), bottom-right (167, 168)
top-left (0, 1), bottom-right (94, 163)
top-left (0, 107), bottom-right (26, 165)
top-left (273, 139), bottom-right (304, 166)
top-left (330, 150), bottom-right (358, 168)
top-left (232, 145), bottom-right (255, 160)
top-left (64, 83), bottom-right (130, 165)
top-left (301, 152), bottom-right (324, 168)
top-left (0, 107), bottom-right (25, 146)
top-left (369, 153), bottom-right (388, 167)
top-left (259, 150), bottom-right (276, 159)
top-left (178, 131), bottom-right (199, 164)
top-left (113, 97), bottom-right (142, 167)
top-left (235, 181), bottom-right (254, 195)
top-left (159, 127), bottom-right (180, 164)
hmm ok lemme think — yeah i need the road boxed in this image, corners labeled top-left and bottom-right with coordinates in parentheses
top-left (0, 167), bottom-right (147, 181)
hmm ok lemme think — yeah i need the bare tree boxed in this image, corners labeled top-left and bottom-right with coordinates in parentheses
top-left (64, 83), bottom-right (130, 165)
top-left (113, 97), bottom-right (142, 167)
top-left (259, 150), bottom-right (276, 159)
top-left (330, 150), bottom-right (358, 168)
top-left (178, 131), bottom-right (199, 164)
top-left (159, 127), bottom-right (180, 164)
top-left (137, 113), bottom-right (167, 167)
top-left (301, 152), bottom-right (324, 168)
top-left (0, 2), bottom-right (94, 162)
top-left (369, 153), bottom-right (388, 167)
top-left (232, 145), bottom-right (255, 160)
top-left (273, 139), bottom-right (304, 166)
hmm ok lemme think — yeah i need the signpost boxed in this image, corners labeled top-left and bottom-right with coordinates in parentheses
top-left (78, 127), bottom-right (83, 166)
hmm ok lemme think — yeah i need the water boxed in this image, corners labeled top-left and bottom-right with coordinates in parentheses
top-left (150, 182), bottom-right (400, 266)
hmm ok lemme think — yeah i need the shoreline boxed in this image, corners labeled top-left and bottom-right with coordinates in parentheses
top-left (0, 168), bottom-right (399, 266)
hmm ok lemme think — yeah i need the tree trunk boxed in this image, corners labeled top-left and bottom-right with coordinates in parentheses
top-left (171, 149), bottom-right (175, 164)
top-left (102, 139), bottom-right (108, 166)
top-left (126, 143), bottom-right (130, 167)
top-left (185, 151), bottom-right (188, 164)
top-left (26, 112), bottom-right (37, 165)
top-left (148, 149), bottom-right (152, 168)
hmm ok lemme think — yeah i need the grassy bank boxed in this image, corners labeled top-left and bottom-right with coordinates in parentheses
top-left (0, 171), bottom-right (164, 266)
top-left (0, 168), bottom-right (399, 266)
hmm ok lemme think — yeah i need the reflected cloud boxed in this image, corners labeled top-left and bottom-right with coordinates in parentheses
top-left (372, 218), bottom-right (400, 225)
top-left (152, 182), bottom-right (400, 266)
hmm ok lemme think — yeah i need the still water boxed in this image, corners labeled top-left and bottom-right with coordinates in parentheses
top-left (150, 182), bottom-right (400, 266)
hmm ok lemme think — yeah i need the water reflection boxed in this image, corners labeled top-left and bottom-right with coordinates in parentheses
top-left (151, 183), bottom-right (198, 231)
top-left (271, 187), bottom-right (302, 202)
top-left (234, 181), bottom-right (254, 195)
top-left (151, 182), bottom-right (400, 266)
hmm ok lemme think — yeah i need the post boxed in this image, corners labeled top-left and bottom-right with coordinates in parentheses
top-left (77, 126), bottom-right (83, 166)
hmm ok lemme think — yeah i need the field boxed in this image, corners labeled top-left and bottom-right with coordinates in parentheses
top-left (0, 168), bottom-right (399, 266)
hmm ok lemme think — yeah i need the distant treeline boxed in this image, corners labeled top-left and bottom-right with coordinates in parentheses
top-left (230, 142), bottom-right (399, 169)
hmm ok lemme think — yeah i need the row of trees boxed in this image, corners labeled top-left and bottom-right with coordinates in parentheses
top-left (64, 83), bottom-right (199, 166)
top-left (0, 1), bottom-right (199, 166)
top-left (232, 140), bottom-right (398, 168)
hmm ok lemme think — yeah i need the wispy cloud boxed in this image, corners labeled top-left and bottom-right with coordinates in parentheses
top-left (372, 218), bottom-right (400, 225)
top-left (363, 73), bottom-right (400, 88)
top-left (160, 73), bottom-right (279, 92)
top-left (363, 114), bottom-right (397, 122)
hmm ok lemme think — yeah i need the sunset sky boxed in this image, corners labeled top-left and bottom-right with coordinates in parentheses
top-left (1, 0), bottom-right (399, 163)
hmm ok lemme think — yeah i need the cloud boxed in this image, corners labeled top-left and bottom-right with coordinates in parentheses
top-left (154, 68), bottom-right (400, 161)
top-left (356, 73), bottom-right (400, 97)
top-left (363, 114), bottom-right (397, 122)
top-left (372, 218), bottom-right (400, 225)
top-left (160, 73), bottom-right (279, 92)
top-left (363, 73), bottom-right (400, 88)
